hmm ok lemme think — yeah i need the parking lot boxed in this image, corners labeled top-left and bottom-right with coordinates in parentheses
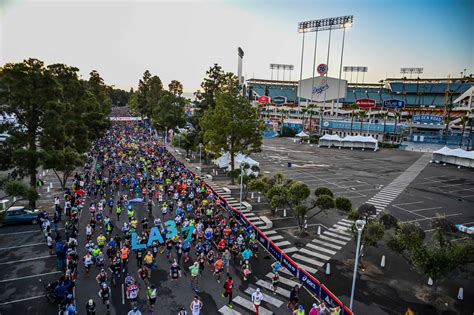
top-left (387, 163), bottom-right (474, 232)
top-left (0, 223), bottom-right (59, 314)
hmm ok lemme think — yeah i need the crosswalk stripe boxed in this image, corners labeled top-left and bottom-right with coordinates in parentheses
top-left (292, 261), bottom-right (319, 274)
top-left (268, 235), bottom-right (284, 241)
top-left (299, 248), bottom-right (331, 261)
top-left (335, 221), bottom-right (352, 227)
top-left (323, 231), bottom-right (352, 241)
top-left (292, 254), bottom-right (325, 268)
top-left (328, 227), bottom-right (351, 236)
top-left (232, 296), bottom-right (272, 315)
top-left (265, 273), bottom-right (299, 288)
top-left (264, 230), bottom-right (277, 235)
top-left (282, 247), bottom-right (299, 254)
top-left (274, 240), bottom-right (290, 247)
top-left (312, 238), bottom-right (342, 250)
top-left (305, 243), bottom-right (337, 255)
top-left (245, 287), bottom-right (284, 307)
top-left (319, 235), bottom-right (348, 245)
top-left (340, 219), bottom-right (353, 224)
top-left (256, 280), bottom-right (291, 297)
top-left (246, 216), bottom-right (260, 222)
top-left (253, 221), bottom-right (265, 226)
top-left (218, 305), bottom-right (242, 315)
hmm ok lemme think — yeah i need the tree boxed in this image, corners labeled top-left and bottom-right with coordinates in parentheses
top-left (200, 92), bottom-right (262, 184)
top-left (108, 87), bottom-right (130, 106)
top-left (335, 196), bottom-right (352, 212)
top-left (151, 90), bottom-right (186, 132)
top-left (0, 177), bottom-right (39, 211)
top-left (87, 70), bottom-right (112, 115)
top-left (357, 203), bottom-right (377, 221)
top-left (314, 187), bottom-right (333, 198)
top-left (382, 111), bottom-right (389, 141)
top-left (349, 103), bottom-right (358, 135)
top-left (168, 80), bottom-right (183, 96)
top-left (393, 111), bottom-right (402, 142)
top-left (459, 115), bottom-right (468, 147)
top-left (358, 110), bottom-right (367, 133)
top-left (227, 163), bottom-right (260, 200)
top-left (0, 58), bottom-right (61, 207)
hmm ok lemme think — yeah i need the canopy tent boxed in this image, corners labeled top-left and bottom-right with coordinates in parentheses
top-left (432, 147), bottom-right (474, 168)
top-left (296, 131), bottom-right (310, 138)
top-left (319, 134), bottom-right (378, 151)
top-left (214, 152), bottom-right (260, 175)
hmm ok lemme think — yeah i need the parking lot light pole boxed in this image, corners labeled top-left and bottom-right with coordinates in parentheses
top-left (350, 219), bottom-right (366, 310)
top-left (198, 143), bottom-right (203, 176)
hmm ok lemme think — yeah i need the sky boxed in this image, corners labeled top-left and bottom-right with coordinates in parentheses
top-left (1, 0), bottom-right (473, 93)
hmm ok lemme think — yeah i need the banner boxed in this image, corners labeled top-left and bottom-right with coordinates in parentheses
top-left (356, 98), bottom-right (377, 108)
top-left (383, 99), bottom-right (405, 109)
top-left (281, 255), bottom-right (298, 277)
top-left (412, 114), bottom-right (443, 124)
top-left (298, 270), bottom-right (321, 297)
top-left (268, 242), bottom-right (282, 262)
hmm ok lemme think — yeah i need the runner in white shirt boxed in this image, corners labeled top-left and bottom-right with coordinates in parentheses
top-left (86, 224), bottom-right (93, 241)
top-left (189, 296), bottom-right (203, 315)
top-left (251, 288), bottom-right (264, 315)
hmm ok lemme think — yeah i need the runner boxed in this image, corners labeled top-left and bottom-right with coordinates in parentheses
top-left (189, 261), bottom-right (200, 292)
top-left (98, 282), bottom-right (111, 314)
top-left (147, 284), bottom-right (157, 313)
top-left (251, 288), bottom-right (264, 315)
top-left (222, 275), bottom-right (234, 308)
top-left (170, 259), bottom-right (182, 282)
top-left (189, 296), bottom-right (203, 315)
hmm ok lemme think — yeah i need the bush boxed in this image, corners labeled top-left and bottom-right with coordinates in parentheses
top-left (309, 135), bottom-right (320, 144)
top-left (314, 187), bottom-right (333, 198)
top-left (335, 197), bottom-right (352, 212)
top-left (379, 142), bottom-right (400, 149)
top-left (348, 209), bottom-right (362, 221)
top-left (358, 203), bottom-right (377, 219)
top-left (315, 195), bottom-right (335, 210)
top-left (380, 213), bottom-right (398, 229)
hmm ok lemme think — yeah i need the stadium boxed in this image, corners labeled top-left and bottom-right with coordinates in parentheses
top-left (248, 76), bottom-right (474, 149)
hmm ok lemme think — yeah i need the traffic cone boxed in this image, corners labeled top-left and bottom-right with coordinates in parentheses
top-left (457, 287), bottom-right (463, 300)
top-left (317, 226), bottom-right (321, 235)
top-left (325, 263), bottom-right (330, 275)
top-left (428, 277), bottom-right (433, 286)
top-left (380, 255), bottom-right (386, 268)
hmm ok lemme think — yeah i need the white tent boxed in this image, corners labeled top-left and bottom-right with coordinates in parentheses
top-left (214, 152), bottom-right (260, 175)
top-left (319, 134), bottom-right (342, 148)
top-left (432, 147), bottom-right (474, 168)
top-left (296, 131), bottom-right (309, 138)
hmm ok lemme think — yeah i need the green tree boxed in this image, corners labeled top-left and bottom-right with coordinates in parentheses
top-left (382, 111), bottom-right (389, 141)
top-left (358, 110), bottom-right (367, 133)
top-left (357, 203), bottom-right (377, 221)
top-left (168, 80), bottom-right (183, 96)
top-left (0, 177), bottom-right (39, 211)
top-left (459, 115), bottom-right (469, 147)
top-left (108, 87), bottom-right (130, 106)
top-left (200, 92), bottom-right (262, 184)
top-left (349, 103), bottom-right (358, 134)
top-left (335, 196), bottom-right (352, 212)
top-left (0, 58), bottom-right (61, 207)
top-left (87, 70), bottom-right (112, 115)
top-left (151, 90), bottom-right (186, 132)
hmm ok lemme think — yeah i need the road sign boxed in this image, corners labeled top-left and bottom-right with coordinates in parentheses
top-left (383, 100), bottom-right (405, 109)
top-left (258, 95), bottom-right (270, 104)
top-left (356, 98), bottom-right (376, 108)
top-left (317, 63), bottom-right (328, 75)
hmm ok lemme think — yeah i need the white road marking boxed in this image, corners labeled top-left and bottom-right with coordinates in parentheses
top-left (0, 294), bottom-right (46, 306)
top-left (0, 242), bottom-right (45, 251)
top-left (0, 255), bottom-right (54, 265)
top-left (0, 270), bottom-right (62, 283)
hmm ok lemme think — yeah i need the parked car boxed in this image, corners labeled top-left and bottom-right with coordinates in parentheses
top-left (0, 206), bottom-right (40, 227)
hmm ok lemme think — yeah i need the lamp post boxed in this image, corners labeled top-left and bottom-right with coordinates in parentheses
top-left (350, 219), bottom-right (366, 310)
top-left (239, 163), bottom-right (244, 211)
top-left (198, 143), bottom-right (203, 176)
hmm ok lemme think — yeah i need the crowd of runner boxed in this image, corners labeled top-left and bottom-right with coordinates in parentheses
top-left (38, 121), bottom-right (339, 315)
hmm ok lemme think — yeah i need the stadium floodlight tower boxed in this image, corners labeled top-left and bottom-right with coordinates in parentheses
top-left (270, 64), bottom-right (294, 81)
top-left (297, 15), bottom-right (353, 115)
top-left (344, 66), bottom-right (368, 83)
top-left (400, 67), bottom-right (423, 79)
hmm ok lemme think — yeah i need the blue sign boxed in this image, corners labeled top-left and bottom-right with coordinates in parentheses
top-left (268, 242), bottom-right (282, 262)
top-left (256, 231), bottom-right (269, 249)
top-left (273, 96), bottom-right (287, 105)
top-left (383, 99), bottom-right (405, 109)
top-left (413, 115), bottom-right (443, 124)
top-left (281, 255), bottom-right (297, 276)
top-left (320, 288), bottom-right (338, 308)
top-left (298, 271), bottom-right (321, 296)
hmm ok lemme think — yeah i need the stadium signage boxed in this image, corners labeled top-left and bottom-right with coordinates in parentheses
top-left (317, 63), bottom-right (328, 75)
top-left (412, 115), bottom-right (443, 124)
top-left (272, 96), bottom-right (287, 105)
top-left (383, 100), bottom-right (405, 109)
top-left (131, 222), bottom-right (195, 250)
top-left (258, 95), bottom-right (271, 104)
top-left (312, 78), bottom-right (329, 96)
top-left (356, 98), bottom-right (376, 108)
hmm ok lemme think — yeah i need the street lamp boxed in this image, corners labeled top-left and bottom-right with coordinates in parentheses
top-left (350, 219), bottom-right (366, 310)
top-left (198, 143), bottom-right (203, 176)
top-left (239, 163), bottom-right (244, 211)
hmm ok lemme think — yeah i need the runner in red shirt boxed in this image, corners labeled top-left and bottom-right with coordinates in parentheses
top-left (222, 275), bottom-right (234, 308)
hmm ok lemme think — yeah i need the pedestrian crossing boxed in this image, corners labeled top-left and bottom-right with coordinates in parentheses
top-left (366, 153), bottom-right (431, 215)
top-left (289, 153), bottom-right (432, 275)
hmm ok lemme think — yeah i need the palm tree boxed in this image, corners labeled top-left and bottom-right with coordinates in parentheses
top-left (467, 109), bottom-right (474, 150)
top-left (358, 110), bottom-right (368, 134)
top-left (307, 104), bottom-right (315, 134)
top-left (319, 108), bottom-right (324, 135)
top-left (444, 103), bottom-right (453, 144)
top-left (349, 103), bottom-right (358, 135)
top-left (393, 111), bottom-right (402, 143)
top-left (459, 115), bottom-right (469, 147)
top-left (301, 108), bottom-right (308, 131)
top-left (382, 111), bottom-right (389, 142)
